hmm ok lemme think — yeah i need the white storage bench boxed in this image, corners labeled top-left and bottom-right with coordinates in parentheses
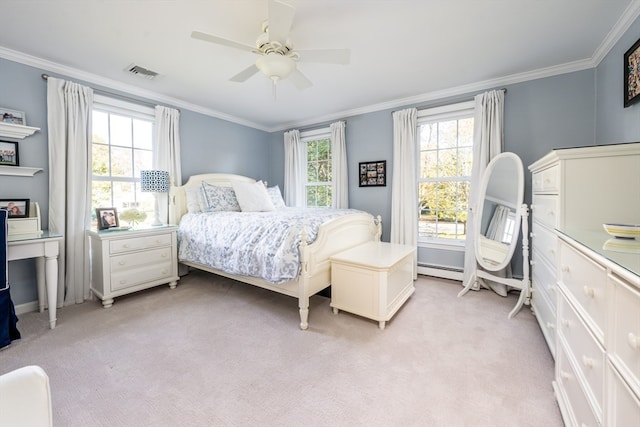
top-left (330, 241), bottom-right (416, 329)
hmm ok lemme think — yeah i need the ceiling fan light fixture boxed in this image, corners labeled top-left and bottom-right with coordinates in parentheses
top-left (255, 53), bottom-right (296, 82)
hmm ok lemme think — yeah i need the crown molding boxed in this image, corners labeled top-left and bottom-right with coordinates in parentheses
top-left (592, 0), bottom-right (640, 65)
top-left (0, 46), bottom-right (270, 132)
top-left (270, 58), bottom-right (595, 132)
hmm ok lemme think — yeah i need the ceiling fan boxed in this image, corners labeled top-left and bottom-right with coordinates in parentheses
top-left (191, 0), bottom-right (350, 92)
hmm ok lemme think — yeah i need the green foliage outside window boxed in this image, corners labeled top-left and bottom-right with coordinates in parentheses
top-left (306, 138), bottom-right (332, 207)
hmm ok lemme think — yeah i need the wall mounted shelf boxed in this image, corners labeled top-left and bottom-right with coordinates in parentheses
top-left (0, 165), bottom-right (43, 176)
top-left (0, 122), bottom-right (40, 139)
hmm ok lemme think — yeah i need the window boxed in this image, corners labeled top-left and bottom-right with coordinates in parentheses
top-left (417, 101), bottom-right (475, 245)
top-left (91, 95), bottom-right (155, 228)
top-left (301, 128), bottom-right (332, 207)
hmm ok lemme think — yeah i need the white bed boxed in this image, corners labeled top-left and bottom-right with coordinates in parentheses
top-left (169, 173), bottom-right (381, 329)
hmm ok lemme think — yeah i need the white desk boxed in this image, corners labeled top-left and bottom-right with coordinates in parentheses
top-left (8, 232), bottom-right (62, 329)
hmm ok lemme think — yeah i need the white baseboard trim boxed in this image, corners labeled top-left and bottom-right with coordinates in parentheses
top-left (15, 301), bottom-right (38, 315)
top-left (417, 265), bottom-right (463, 282)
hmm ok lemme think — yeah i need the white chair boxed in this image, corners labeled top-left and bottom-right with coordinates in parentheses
top-left (0, 365), bottom-right (53, 427)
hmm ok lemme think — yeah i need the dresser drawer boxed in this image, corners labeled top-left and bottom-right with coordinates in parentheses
top-left (532, 164), bottom-right (559, 193)
top-left (532, 195), bottom-right (559, 228)
top-left (531, 222), bottom-right (557, 267)
top-left (558, 240), bottom-right (608, 343)
top-left (532, 250), bottom-right (557, 310)
top-left (531, 285), bottom-right (556, 358)
top-left (606, 361), bottom-right (640, 427)
top-left (608, 273), bottom-right (640, 397)
top-left (558, 292), bottom-right (605, 417)
top-left (556, 341), bottom-right (600, 427)
top-left (110, 233), bottom-right (172, 254)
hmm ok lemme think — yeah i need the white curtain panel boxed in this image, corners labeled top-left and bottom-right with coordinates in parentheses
top-left (330, 120), bottom-right (349, 208)
top-left (47, 77), bottom-right (93, 305)
top-left (462, 90), bottom-right (505, 292)
top-left (154, 106), bottom-right (182, 223)
top-left (283, 129), bottom-right (306, 207)
top-left (486, 204), bottom-right (510, 242)
top-left (390, 108), bottom-right (418, 248)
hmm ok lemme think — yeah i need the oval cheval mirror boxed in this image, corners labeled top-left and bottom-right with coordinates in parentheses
top-left (458, 152), bottom-right (531, 318)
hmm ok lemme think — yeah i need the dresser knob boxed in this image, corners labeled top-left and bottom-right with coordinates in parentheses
top-left (560, 370), bottom-right (571, 380)
top-left (629, 333), bottom-right (639, 350)
top-left (546, 322), bottom-right (555, 330)
top-left (583, 286), bottom-right (595, 298)
top-left (582, 355), bottom-right (594, 369)
top-left (120, 280), bottom-right (126, 284)
top-left (123, 244), bottom-right (130, 248)
top-left (561, 319), bottom-right (570, 328)
top-left (118, 261), bottom-right (126, 266)
top-left (561, 265), bottom-right (570, 273)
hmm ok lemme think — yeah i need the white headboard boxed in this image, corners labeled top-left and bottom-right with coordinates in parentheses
top-left (169, 173), bottom-right (255, 224)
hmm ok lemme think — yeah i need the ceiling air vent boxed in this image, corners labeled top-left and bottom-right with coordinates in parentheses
top-left (125, 64), bottom-right (158, 80)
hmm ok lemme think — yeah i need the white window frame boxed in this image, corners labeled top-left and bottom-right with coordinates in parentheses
top-left (417, 101), bottom-right (475, 250)
top-left (300, 126), bottom-right (332, 208)
top-left (91, 94), bottom-right (155, 216)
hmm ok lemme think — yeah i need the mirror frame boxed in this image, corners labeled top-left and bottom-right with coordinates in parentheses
top-left (474, 152), bottom-right (525, 272)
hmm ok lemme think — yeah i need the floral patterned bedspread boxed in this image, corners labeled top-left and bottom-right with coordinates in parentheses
top-left (177, 208), bottom-right (367, 284)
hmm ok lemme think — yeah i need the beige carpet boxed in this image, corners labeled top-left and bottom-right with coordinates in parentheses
top-left (1, 270), bottom-right (562, 427)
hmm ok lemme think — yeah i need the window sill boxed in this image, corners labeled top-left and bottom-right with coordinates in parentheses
top-left (418, 240), bottom-right (466, 251)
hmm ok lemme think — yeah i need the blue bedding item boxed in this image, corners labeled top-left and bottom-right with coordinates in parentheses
top-left (178, 208), bottom-right (365, 284)
top-left (0, 208), bottom-right (20, 349)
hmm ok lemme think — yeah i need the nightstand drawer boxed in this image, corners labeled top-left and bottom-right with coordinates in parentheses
top-left (110, 247), bottom-right (173, 274)
top-left (558, 240), bottom-right (608, 343)
top-left (111, 260), bottom-right (173, 291)
top-left (110, 233), bottom-right (172, 254)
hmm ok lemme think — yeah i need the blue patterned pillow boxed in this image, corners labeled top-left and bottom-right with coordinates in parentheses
top-left (201, 182), bottom-right (240, 212)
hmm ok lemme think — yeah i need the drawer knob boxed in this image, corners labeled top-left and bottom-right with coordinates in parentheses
top-left (583, 286), bottom-right (595, 298)
top-left (560, 370), bottom-right (571, 380)
top-left (581, 355), bottom-right (594, 369)
top-left (548, 210), bottom-right (555, 216)
top-left (118, 261), bottom-right (126, 266)
top-left (629, 333), bottom-right (639, 350)
top-left (120, 280), bottom-right (126, 284)
top-left (123, 244), bottom-right (130, 248)
top-left (561, 265), bottom-right (570, 273)
top-left (561, 319), bottom-right (570, 328)
top-left (546, 322), bottom-right (555, 330)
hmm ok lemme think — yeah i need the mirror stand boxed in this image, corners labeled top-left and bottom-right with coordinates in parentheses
top-left (458, 203), bottom-right (531, 318)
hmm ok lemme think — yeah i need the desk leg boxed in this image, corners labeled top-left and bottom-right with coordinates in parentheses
top-left (35, 257), bottom-right (46, 313)
top-left (43, 241), bottom-right (59, 329)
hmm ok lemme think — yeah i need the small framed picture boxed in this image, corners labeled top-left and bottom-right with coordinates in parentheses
top-left (359, 160), bottom-right (386, 187)
top-left (624, 37), bottom-right (640, 108)
top-left (0, 199), bottom-right (30, 218)
top-left (0, 107), bottom-right (26, 126)
top-left (0, 140), bottom-right (19, 166)
top-left (96, 207), bottom-right (120, 230)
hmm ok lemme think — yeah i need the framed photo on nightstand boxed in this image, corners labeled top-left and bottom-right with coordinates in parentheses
top-left (96, 207), bottom-right (119, 230)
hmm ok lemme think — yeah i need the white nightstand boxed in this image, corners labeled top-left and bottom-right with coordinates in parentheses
top-left (88, 225), bottom-right (179, 307)
top-left (330, 241), bottom-right (416, 329)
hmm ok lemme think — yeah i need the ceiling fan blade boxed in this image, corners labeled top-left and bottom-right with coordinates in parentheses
top-left (289, 69), bottom-right (312, 90)
top-left (191, 31), bottom-right (256, 53)
top-left (297, 49), bottom-right (351, 65)
top-left (230, 64), bottom-right (260, 82)
top-left (268, 0), bottom-right (295, 42)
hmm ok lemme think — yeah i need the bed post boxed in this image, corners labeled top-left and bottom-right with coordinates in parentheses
top-left (298, 229), bottom-right (310, 330)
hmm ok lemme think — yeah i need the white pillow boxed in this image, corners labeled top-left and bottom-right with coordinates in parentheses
top-left (185, 186), bottom-right (207, 214)
top-left (267, 185), bottom-right (286, 209)
top-left (232, 180), bottom-right (275, 212)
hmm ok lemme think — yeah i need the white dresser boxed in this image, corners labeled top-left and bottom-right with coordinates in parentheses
top-left (529, 143), bottom-right (640, 358)
top-left (88, 226), bottom-right (179, 307)
top-left (529, 143), bottom-right (640, 426)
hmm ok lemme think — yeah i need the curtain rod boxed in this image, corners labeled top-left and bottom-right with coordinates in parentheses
top-left (391, 88), bottom-right (507, 115)
top-left (41, 73), bottom-right (163, 110)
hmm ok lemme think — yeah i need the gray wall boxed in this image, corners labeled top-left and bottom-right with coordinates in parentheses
top-left (596, 16), bottom-right (640, 143)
